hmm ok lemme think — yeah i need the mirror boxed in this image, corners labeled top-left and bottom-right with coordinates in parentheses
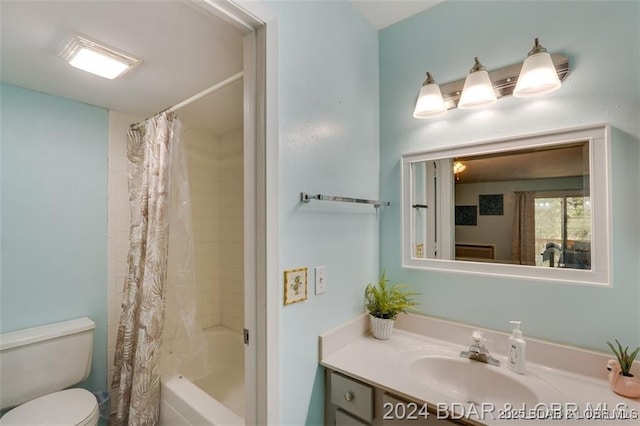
top-left (402, 124), bottom-right (611, 285)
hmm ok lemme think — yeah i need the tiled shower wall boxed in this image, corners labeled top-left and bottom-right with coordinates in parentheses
top-left (186, 127), bottom-right (244, 332)
top-left (107, 111), bottom-right (243, 393)
top-left (216, 131), bottom-right (244, 332)
top-left (186, 127), bottom-right (221, 329)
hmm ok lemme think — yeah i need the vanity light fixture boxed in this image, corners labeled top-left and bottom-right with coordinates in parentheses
top-left (59, 34), bottom-right (141, 79)
top-left (458, 57), bottom-right (497, 109)
top-left (513, 38), bottom-right (562, 97)
top-left (413, 72), bottom-right (447, 118)
top-left (412, 38), bottom-right (570, 118)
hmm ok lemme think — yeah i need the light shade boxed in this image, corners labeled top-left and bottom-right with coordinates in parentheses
top-left (413, 72), bottom-right (447, 118)
top-left (458, 57), bottom-right (497, 109)
top-left (513, 38), bottom-right (561, 98)
top-left (453, 162), bottom-right (467, 174)
top-left (60, 34), bottom-right (141, 79)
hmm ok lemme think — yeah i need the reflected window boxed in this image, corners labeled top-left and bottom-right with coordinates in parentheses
top-left (535, 195), bottom-right (591, 268)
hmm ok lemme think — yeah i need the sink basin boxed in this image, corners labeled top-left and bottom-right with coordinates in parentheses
top-left (410, 355), bottom-right (561, 408)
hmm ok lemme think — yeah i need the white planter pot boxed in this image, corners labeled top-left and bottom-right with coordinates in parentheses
top-left (370, 316), bottom-right (394, 340)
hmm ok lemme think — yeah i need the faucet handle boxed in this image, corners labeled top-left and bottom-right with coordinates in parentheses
top-left (471, 330), bottom-right (485, 344)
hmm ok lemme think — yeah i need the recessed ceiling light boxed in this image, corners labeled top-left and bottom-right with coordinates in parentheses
top-left (59, 34), bottom-right (141, 79)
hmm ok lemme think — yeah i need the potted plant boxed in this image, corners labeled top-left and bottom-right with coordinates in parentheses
top-left (606, 339), bottom-right (640, 398)
top-left (364, 272), bottom-right (419, 340)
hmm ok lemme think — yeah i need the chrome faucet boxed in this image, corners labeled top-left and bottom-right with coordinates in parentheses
top-left (460, 330), bottom-right (501, 366)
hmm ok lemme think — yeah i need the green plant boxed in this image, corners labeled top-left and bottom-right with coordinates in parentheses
top-left (607, 339), bottom-right (640, 377)
top-left (364, 272), bottom-right (419, 320)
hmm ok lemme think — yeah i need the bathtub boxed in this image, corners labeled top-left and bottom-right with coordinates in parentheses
top-left (159, 326), bottom-right (244, 425)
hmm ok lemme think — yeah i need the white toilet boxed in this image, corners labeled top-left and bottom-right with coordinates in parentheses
top-left (0, 317), bottom-right (99, 425)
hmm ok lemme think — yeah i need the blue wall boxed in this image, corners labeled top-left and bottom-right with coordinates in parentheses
top-left (380, 2), bottom-right (639, 349)
top-left (1, 83), bottom-right (108, 392)
top-left (265, 1), bottom-right (379, 424)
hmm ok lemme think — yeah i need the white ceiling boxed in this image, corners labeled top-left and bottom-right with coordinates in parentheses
top-left (1, 1), bottom-right (443, 135)
top-left (351, 0), bottom-right (445, 29)
top-left (1, 0), bottom-right (244, 135)
top-left (456, 144), bottom-right (588, 184)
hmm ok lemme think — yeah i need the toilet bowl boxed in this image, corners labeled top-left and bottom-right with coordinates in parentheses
top-left (0, 388), bottom-right (98, 426)
top-left (0, 318), bottom-right (99, 425)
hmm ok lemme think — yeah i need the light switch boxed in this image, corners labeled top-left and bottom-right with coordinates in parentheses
top-left (315, 266), bottom-right (327, 295)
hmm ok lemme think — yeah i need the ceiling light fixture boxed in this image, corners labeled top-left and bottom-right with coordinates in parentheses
top-left (59, 34), bottom-right (141, 79)
top-left (412, 38), bottom-right (569, 119)
top-left (413, 72), bottom-right (447, 118)
top-left (453, 161), bottom-right (467, 181)
top-left (453, 161), bottom-right (467, 174)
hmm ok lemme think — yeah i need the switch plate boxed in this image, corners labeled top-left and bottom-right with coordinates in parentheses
top-left (315, 266), bottom-right (327, 295)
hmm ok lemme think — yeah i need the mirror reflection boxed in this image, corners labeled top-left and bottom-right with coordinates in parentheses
top-left (412, 142), bottom-right (591, 270)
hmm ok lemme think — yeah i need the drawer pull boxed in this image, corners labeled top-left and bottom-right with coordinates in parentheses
top-left (344, 391), bottom-right (354, 402)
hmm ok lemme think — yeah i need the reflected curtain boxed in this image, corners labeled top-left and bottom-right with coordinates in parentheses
top-left (112, 112), bottom-right (178, 426)
top-left (511, 191), bottom-right (536, 265)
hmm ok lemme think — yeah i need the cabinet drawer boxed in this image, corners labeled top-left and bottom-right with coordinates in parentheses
top-left (335, 409), bottom-right (370, 425)
top-left (330, 372), bottom-right (373, 423)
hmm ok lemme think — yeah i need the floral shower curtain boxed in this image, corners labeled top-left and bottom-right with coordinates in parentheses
top-left (111, 112), bottom-right (177, 425)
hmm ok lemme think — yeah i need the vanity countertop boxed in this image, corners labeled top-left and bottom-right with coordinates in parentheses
top-left (319, 314), bottom-right (640, 425)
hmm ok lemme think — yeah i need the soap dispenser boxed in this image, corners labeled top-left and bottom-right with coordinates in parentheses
top-left (508, 321), bottom-right (526, 374)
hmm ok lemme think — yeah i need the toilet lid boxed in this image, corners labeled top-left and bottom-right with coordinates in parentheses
top-left (0, 388), bottom-right (99, 426)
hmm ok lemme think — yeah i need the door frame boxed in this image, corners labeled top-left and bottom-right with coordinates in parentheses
top-left (191, 1), bottom-right (279, 424)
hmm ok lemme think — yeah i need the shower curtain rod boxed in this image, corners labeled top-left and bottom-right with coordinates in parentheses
top-left (130, 71), bottom-right (244, 128)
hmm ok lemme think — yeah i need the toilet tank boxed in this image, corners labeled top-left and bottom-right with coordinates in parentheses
top-left (0, 317), bottom-right (95, 410)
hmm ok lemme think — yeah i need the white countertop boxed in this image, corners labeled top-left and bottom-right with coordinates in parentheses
top-left (319, 314), bottom-right (640, 425)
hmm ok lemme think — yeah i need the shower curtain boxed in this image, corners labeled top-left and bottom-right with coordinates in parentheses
top-left (112, 112), bottom-right (208, 425)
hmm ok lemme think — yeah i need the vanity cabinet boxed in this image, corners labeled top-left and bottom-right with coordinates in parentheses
top-left (325, 369), bottom-right (471, 425)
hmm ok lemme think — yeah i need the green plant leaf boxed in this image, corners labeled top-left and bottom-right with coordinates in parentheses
top-left (364, 271), bottom-right (420, 320)
top-left (607, 339), bottom-right (640, 375)
top-left (628, 346), bottom-right (640, 370)
top-left (616, 339), bottom-right (630, 373)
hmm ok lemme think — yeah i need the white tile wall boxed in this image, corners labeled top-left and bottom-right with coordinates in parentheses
top-left (218, 131), bottom-right (244, 332)
top-left (182, 128), bottom-right (244, 332)
top-left (107, 112), bottom-right (244, 404)
top-left (184, 127), bottom-right (221, 330)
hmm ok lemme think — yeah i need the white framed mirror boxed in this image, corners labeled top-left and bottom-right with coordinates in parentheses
top-left (401, 124), bottom-right (611, 286)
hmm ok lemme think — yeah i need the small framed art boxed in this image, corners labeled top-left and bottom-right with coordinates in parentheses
top-left (284, 267), bottom-right (308, 305)
top-left (455, 205), bottom-right (477, 226)
top-left (479, 194), bottom-right (504, 215)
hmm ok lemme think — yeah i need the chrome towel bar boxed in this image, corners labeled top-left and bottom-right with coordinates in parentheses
top-left (300, 192), bottom-right (390, 208)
